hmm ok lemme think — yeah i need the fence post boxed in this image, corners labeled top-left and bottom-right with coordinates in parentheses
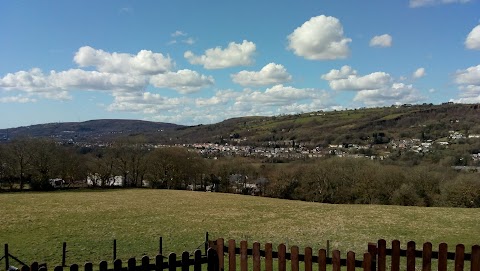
top-left (159, 237), bottom-right (163, 255)
top-left (5, 244), bottom-right (9, 271)
top-left (205, 232), bottom-right (209, 256)
top-left (326, 240), bottom-right (330, 258)
top-left (368, 242), bottom-right (377, 271)
top-left (62, 242), bottom-right (67, 267)
top-left (113, 239), bottom-right (117, 260)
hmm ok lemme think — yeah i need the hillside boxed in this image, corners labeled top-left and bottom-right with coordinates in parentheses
top-left (166, 103), bottom-right (480, 147)
top-left (0, 119), bottom-right (183, 143)
top-left (1, 103), bottom-right (479, 145)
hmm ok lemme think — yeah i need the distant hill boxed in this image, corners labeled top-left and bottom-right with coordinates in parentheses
top-left (0, 119), bottom-right (183, 143)
top-left (1, 103), bottom-right (479, 146)
top-left (165, 103), bottom-right (480, 147)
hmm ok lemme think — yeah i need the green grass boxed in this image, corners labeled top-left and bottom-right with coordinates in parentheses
top-left (1, 189), bottom-right (479, 268)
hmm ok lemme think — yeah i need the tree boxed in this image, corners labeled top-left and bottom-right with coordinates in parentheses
top-left (29, 139), bottom-right (61, 190)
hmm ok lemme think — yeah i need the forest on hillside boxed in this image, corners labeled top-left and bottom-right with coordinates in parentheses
top-left (1, 138), bottom-right (479, 208)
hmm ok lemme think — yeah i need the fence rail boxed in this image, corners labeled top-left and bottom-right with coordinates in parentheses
top-left (11, 238), bottom-right (480, 271)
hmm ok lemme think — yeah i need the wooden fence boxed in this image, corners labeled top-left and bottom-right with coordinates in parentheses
top-left (12, 238), bottom-right (480, 271)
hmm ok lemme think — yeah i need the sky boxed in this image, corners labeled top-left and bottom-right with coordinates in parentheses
top-left (1, 0), bottom-right (480, 129)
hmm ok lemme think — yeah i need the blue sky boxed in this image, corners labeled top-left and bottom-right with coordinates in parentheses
top-left (1, 0), bottom-right (480, 129)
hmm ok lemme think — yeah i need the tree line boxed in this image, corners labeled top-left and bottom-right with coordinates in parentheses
top-left (0, 138), bottom-right (479, 208)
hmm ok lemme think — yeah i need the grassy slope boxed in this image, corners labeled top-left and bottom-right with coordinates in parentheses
top-left (0, 189), bottom-right (479, 267)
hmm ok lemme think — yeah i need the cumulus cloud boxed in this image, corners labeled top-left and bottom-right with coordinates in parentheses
top-left (74, 46), bottom-right (174, 75)
top-left (321, 65), bottom-right (357, 81)
top-left (150, 69), bottom-right (214, 94)
top-left (452, 65), bottom-right (480, 103)
top-left (321, 66), bottom-right (391, 91)
top-left (409, 0), bottom-right (470, 7)
top-left (287, 15), bottom-right (351, 60)
top-left (0, 95), bottom-right (37, 103)
top-left (171, 30), bottom-right (187, 37)
top-left (455, 65), bottom-right (480, 85)
top-left (413, 68), bottom-right (426, 79)
top-left (184, 40), bottom-right (256, 69)
top-left (231, 63), bottom-right (292, 87)
top-left (465, 25), bottom-right (480, 50)
top-left (0, 46), bottom-right (216, 106)
top-left (322, 66), bottom-right (424, 106)
top-left (353, 83), bottom-right (423, 106)
top-left (195, 89), bottom-right (240, 107)
top-left (369, 34), bottom-right (393, 48)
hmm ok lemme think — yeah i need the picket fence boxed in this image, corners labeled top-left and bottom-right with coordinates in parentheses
top-left (11, 238), bottom-right (480, 271)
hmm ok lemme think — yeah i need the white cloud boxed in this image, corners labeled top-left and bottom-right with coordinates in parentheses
top-left (287, 15), bottom-right (351, 60)
top-left (455, 65), bottom-right (480, 85)
top-left (322, 66), bottom-right (424, 106)
top-left (184, 40), bottom-right (256, 69)
top-left (354, 83), bottom-right (424, 106)
top-left (413, 67), bottom-right (426, 79)
top-left (409, 0), bottom-right (470, 7)
top-left (108, 91), bottom-right (186, 114)
top-left (195, 89), bottom-right (239, 107)
top-left (171, 30), bottom-right (187, 37)
top-left (149, 69), bottom-right (214, 94)
top-left (369, 34), bottom-right (393, 48)
top-left (74, 46), bottom-right (174, 75)
top-left (452, 65), bottom-right (480, 103)
top-left (465, 25), bottom-right (480, 50)
top-left (321, 65), bottom-right (357, 81)
top-left (0, 95), bottom-right (37, 103)
top-left (183, 38), bottom-right (196, 45)
top-left (231, 63), bottom-right (292, 87)
top-left (322, 66), bottom-right (391, 91)
top-left (236, 84), bottom-right (321, 106)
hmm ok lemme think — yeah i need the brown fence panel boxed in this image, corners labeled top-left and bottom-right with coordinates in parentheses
top-left (318, 249), bottom-right (326, 271)
top-left (455, 244), bottom-right (465, 271)
top-left (278, 244), bottom-right (286, 271)
top-left (332, 250), bottom-right (340, 271)
top-left (407, 241), bottom-right (416, 271)
top-left (228, 240), bottom-right (236, 271)
top-left (217, 238), bottom-right (224, 271)
top-left (423, 242), bottom-right (432, 271)
top-left (291, 246), bottom-right (299, 271)
top-left (369, 243), bottom-right (377, 271)
top-left (391, 240), bottom-right (400, 271)
top-left (347, 251), bottom-right (355, 271)
top-left (305, 247), bottom-right (312, 271)
top-left (265, 243), bottom-right (273, 271)
top-left (378, 239), bottom-right (386, 271)
top-left (439, 243), bottom-right (448, 271)
top-left (363, 253), bottom-right (371, 271)
top-left (253, 242), bottom-right (260, 271)
top-left (240, 241), bottom-right (248, 271)
top-left (471, 245), bottom-right (480, 271)
top-left (113, 259), bottom-right (122, 271)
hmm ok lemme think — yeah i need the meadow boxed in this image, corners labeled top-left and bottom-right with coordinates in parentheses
top-left (0, 189), bottom-right (479, 268)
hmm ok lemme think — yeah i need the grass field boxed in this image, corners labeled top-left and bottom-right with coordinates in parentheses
top-left (1, 189), bottom-right (479, 268)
